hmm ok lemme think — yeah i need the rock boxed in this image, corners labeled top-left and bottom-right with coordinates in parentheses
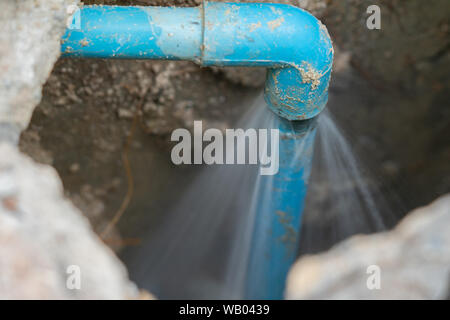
top-left (117, 108), bottom-right (135, 120)
top-left (0, 123), bottom-right (21, 145)
top-left (0, 0), bottom-right (77, 140)
top-left (286, 194), bottom-right (450, 299)
top-left (0, 143), bottom-right (138, 299)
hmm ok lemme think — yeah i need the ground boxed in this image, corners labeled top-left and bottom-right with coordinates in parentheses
top-left (17, 0), bottom-right (450, 255)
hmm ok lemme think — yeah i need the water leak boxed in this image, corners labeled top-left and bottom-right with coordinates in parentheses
top-left (121, 94), bottom-right (399, 299)
top-left (299, 110), bottom-right (402, 255)
top-left (123, 96), bottom-right (272, 299)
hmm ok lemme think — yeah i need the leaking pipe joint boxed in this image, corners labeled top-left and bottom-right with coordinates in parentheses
top-left (62, 2), bottom-right (333, 300)
top-left (62, 2), bottom-right (333, 120)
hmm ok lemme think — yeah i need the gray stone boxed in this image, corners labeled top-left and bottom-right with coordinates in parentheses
top-left (0, 0), bottom-right (77, 134)
top-left (0, 143), bottom-right (138, 299)
top-left (286, 194), bottom-right (450, 299)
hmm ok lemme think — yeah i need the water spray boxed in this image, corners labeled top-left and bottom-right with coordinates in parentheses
top-left (62, 1), bottom-right (333, 299)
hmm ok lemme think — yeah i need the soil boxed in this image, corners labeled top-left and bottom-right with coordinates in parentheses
top-left (18, 0), bottom-right (450, 255)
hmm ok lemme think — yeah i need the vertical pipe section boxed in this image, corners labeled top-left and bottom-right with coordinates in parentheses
top-left (246, 119), bottom-right (317, 299)
top-left (62, 6), bottom-right (202, 60)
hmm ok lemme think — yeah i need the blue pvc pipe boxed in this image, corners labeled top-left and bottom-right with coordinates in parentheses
top-left (63, 6), bottom-right (202, 60)
top-left (62, 2), bottom-right (333, 299)
top-left (246, 119), bottom-right (317, 299)
top-left (62, 2), bottom-right (333, 120)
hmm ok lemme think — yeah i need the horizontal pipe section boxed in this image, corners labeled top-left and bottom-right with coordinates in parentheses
top-left (62, 6), bottom-right (202, 60)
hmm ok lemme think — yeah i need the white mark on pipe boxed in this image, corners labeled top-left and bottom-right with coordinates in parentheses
top-left (267, 17), bottom-right (284, 31)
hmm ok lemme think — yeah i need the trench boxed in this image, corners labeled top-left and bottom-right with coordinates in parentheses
top-left (16, 0), bottom-right (450, 300)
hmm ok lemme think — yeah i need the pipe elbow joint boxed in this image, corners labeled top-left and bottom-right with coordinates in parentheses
top-left (202, 3), bottom-right (334, 120)
top-left (263, 6), bottom-right (333, 120)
